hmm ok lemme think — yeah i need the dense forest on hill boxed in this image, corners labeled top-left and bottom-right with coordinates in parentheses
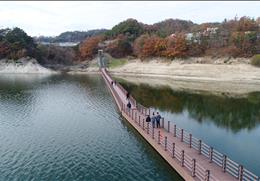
top-left (79, 17), bottom-right (260, 60)
top-left (34, 29), bottom-right (107, 43)
top-left (0, 28), bottom-right (38, 60)
top-left (1, 16), bottom-right (260, 66)
top-left (0, 28), bottom-right (78, 65)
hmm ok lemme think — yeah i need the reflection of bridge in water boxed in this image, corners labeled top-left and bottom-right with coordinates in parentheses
top-left (99, 53), bottom-right (259, 181)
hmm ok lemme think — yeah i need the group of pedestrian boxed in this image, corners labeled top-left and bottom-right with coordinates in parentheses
top-left (146, 112), bottom-right (161, 128)
top-left (125, 91), bottom-right (162, 129)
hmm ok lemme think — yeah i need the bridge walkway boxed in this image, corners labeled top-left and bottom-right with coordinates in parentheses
top-left (101, 68), bottom-right (258, 181)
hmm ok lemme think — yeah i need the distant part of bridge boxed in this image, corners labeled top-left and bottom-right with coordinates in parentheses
top-left (99, 51), bottom-right (259, 181)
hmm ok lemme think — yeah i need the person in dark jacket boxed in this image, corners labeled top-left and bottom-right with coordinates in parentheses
top-left (156, 112), bottom-right (161, 128)
top-left (146, 115), bottom-right (151, 122)
top-left (151, 112), bottom-right (156, 128)
top-left (127, 101), bottom-right (131, 112)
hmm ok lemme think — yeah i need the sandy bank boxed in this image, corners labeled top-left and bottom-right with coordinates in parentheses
top-left (0, 58), bottom-right (56, 74)
top-left (108, 59), bottom-right (260, 95)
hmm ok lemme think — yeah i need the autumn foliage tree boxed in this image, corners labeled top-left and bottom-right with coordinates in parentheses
top-left (140, 36), bottom-right (159, 58)
top-left (83, 16), bottom-right (260, 60)
top-left (0, 42), bottom-right (10, 59)
top-left (105, 34), bottom-right (133, 58)
top-left (79, 35), bottom-right (104, 60)
top-left (133, 34), bottom-right (188, 59)
top-left (237, 16), bottom-right (258, 31)
top-left (133, 35), bottom-right (167, 59)
top-left (164, 34), bottom-right (188, 58)
top-left (133, 34), bottom-right (149, 57)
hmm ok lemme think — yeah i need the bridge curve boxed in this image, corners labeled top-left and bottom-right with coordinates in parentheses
top-left (101, 67), bottom-right (259, 181)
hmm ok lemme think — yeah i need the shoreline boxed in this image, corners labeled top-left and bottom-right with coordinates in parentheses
top-left (108, 59), bottom-right (260, 83)
top-left (107, 59), bottom-right (260, 96)
top-left (1, 57), bottom-right (260, 95)
top-left (111, 74), bottom-right (260, 97)
top-left (0, 58), bottom-right (56, 74)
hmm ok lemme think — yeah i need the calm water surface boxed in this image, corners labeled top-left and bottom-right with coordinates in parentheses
top-left (117, 79), bottom-right (260, 176)
top-left (0, 74), bottom-right (183, 181)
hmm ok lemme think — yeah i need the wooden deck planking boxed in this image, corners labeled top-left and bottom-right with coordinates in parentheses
top-left (101, 68), bottom-right (237, 181)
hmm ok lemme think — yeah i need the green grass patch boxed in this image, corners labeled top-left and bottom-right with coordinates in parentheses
top-left (251, 54), bottom-right (260, 67)
top-left (108, 58), bottom-right (127, 68)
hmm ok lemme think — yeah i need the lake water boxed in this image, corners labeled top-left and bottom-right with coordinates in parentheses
top-left (117, 79), bottom-right (260, 176)
top-left (0, 74), bottom-right (182, 181)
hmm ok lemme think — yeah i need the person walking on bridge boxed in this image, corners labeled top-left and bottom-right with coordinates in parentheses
top-left (156, 112), bottom-right (161, 128)
top-left (127, 101), bottom-right (131, 112)
top-left (146, 114), bottom-right (151, 122)
top-left (126, 91), bottom-right (130, 100)
top-left (151, 112), bottom-right (156, 128)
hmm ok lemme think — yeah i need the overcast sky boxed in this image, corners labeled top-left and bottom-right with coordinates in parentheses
top-left (0, 1), bottom-right (259, 37)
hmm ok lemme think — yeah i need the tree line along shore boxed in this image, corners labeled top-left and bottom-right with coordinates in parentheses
top-left (0, 16), bottom-right (260, 72)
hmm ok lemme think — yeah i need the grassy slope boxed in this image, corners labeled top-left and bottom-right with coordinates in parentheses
top-left (108, 58), bottom-right (127, 68)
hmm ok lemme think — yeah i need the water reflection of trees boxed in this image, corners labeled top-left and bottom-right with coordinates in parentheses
top-left (118, 81), bottom-right (260, 132)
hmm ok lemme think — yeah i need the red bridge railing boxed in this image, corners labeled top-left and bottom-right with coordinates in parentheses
top-left (101, 68), bottom-right (259, 181)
